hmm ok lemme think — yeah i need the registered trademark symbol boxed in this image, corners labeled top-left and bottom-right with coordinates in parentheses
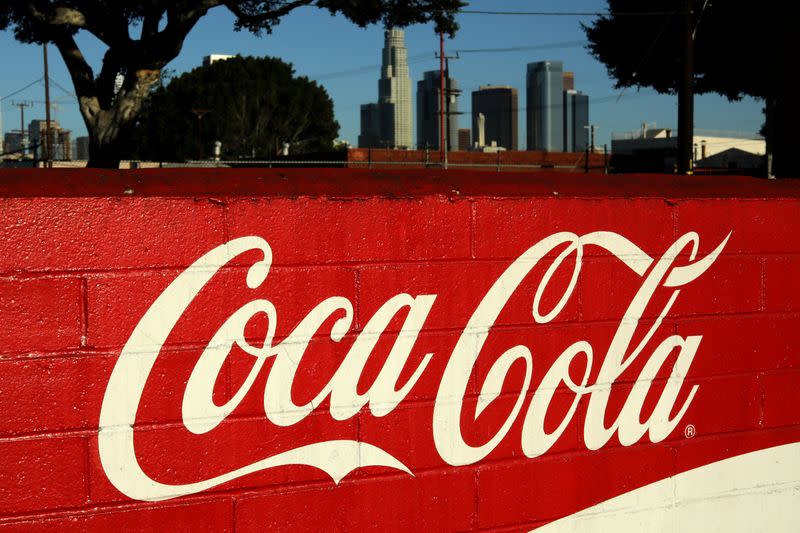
top-left (684, 424), bottom-right (696, 439)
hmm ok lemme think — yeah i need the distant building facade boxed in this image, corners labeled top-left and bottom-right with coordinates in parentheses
top-left (563, 71), bottom-right (575, 91)
top-left (611, 125), bottom-right (766, 170)
top-left (358, 104), bottom-right (381, 148)
top-left (416, 70), bottom-right (459, 150)
top-left (526, 62), bottom-right (590, 153)
top-left (472, 86), bottom-right (518, 151)
top-left (563, 90), bottom-right (589, 152)
top-left (203, 54), bottom-right (235, 67)
top-left (526, 61), bottom-right (565, 151)
top-left (359, 29), bottom-right (413, 148)
top-left (75, 136), bottom-right (90, 160)
top-left (458, 129), bottom-right (471, 151)
top-left (29, 120), bottom-right (72, 159)
top-left (3, 132), bottom-right (24, 157)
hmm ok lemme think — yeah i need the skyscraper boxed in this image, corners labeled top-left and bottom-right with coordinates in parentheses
top-left (358, 29), bottom-right (413, 149)
top-left (526, 61), bottom-right (564, 151)
top-left (472, 86), bottom-right (518, 151)
top-left (563, 71), bottom-right (575, 91)
top-left (378, 28), bottom-right (413, 149)
top-left (458, 129), bottom-right (471, 151)
top-left (563, 90), bottom-right (589, 152)
top-left (416, 70), bottom-right (459, 150)
top-left (359, 103), bottom-right (381, 148)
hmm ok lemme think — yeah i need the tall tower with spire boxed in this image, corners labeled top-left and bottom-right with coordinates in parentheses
top-left (377, 28), bottom-right (413, 149)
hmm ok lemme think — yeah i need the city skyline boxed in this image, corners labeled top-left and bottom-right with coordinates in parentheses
top-left (0, 0), bottom-right (764, 151)
top-left (368, 50), bottom-right (594, 153)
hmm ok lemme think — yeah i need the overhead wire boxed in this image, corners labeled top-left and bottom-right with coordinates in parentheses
top-left (0, 78), bottom-right (44, 102)
top-left (454, 40), bottom-right (585, 54)
top-left (313, 40), bottom-right (587, 81)
top-left (46, 76), bottom-right (78, 99)
top-left (458, 10), bottom-right (678, 17)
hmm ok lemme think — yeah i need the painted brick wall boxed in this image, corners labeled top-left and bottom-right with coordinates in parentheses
top-left (346, 148), bottom-right (606, 171)
top-left (1, 169), bottom-right (799, 532)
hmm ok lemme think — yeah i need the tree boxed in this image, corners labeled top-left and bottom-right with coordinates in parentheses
top-left (132, 55), bottom-right (339, 161)
top-left (0, 1), bottom-right (464, 168)
top-left (585, 1), bottom-right (798, 176)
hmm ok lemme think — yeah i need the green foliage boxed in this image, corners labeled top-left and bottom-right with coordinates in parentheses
top-left (584, 0), bottom-right (772, 100)
top-left (585, 2), bottom-right (800, 175)
top-left (131, 56), bottom-right (340, 161)
top-left (0, 1), bottom-right (464, 45)
top-left (1, 1), bottom-right (463, 166)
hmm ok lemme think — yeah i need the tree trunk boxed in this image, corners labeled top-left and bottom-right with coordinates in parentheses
top-left (771, 92), bottom-right (800, 178)
top-left (86, 111), bottom-right (125, 168)
top-left (769, 9), bottom-right (800, 178)
top-left (82, 69), bottom-right (161, 168)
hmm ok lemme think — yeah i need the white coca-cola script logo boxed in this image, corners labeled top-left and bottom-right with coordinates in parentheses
top-left (99, 230), bottom-right (729, 501)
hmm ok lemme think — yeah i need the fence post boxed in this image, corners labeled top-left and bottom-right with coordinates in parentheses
top-left (584, 147), bottom-right (589, 174)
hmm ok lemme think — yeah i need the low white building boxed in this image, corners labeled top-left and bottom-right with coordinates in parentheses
top-left (612, 125), bottom-right (765, 169)
top-left (202, 54), bottom-right (236, 67)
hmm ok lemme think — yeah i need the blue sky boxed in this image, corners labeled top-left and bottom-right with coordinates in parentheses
top-left (0, 0), bottom-right (763, 149)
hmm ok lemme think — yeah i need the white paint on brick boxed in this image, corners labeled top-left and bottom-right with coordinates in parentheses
top-left (533, 442), bottom-right (800, 532)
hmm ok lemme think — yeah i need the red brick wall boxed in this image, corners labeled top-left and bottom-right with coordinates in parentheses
top-left (347, 148), bottom-right (606, 171)
top-left (1, 169), bottom-right (799, 531)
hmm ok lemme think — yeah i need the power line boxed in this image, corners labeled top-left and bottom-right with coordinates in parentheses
top-left (1, 78), bottom-right (43, 102)
top-left (19, 100), bottom-right (78, 106)
top-left (314, 52), bottom-right (435, 80)
top-left (314, 40), bottom-right (588, 81)
top-left (458, 10), bottom-right (678, 17)
top-left (615, 10), bottom-right (678, 103)
top-left (451, 92), bottom-right (651, 116)
top-left (454, 40), bottom-right (586, 54)
top-left (47, 77), bottom-right (77, 99)
top-left (336, 89), bottom-right (652, 114)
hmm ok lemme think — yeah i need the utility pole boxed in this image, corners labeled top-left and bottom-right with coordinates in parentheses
top-left (11, 101), bottom-right (33, 157)
top-left (438, 31), bottom-right (446, 169)
top-left (43, 44), bottom-right (53, 166)
top-left (436, 35), bottom-right (461, 167)
top-left (190, 109), bottom-right (211, 160)
top-left (584, 124), bottom-right (597, 153)
top-left (677, 0), bottom-right (694, 174)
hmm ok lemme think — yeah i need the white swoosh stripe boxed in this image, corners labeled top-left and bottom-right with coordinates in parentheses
top-left (533, 442), bottom-right (800, 532)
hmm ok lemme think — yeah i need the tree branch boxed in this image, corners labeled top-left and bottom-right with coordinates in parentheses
top-left (23, 4), bottom-right (86, 28)
top-left (48, 7), bottom-right (88, 27)
top-left (141, 3), bottom-right (166, 39)
top-left (23, 2), bottom-right (130, 48)
top-left (51, 32), bottom-right (100, 118)
top-left (223, 0), bottom-right (315, 31)
top-left (96, 47), bottom-right (124, 108)
top-left (167, 0), bottom-right (223, 25)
